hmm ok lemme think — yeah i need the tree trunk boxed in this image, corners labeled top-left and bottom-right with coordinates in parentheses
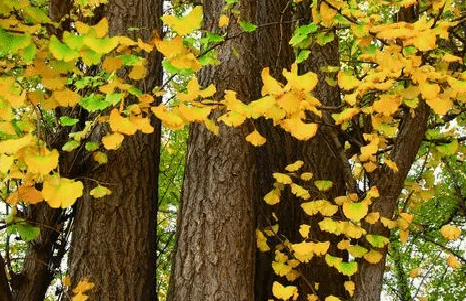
top-left (166, 1), bottom-right (259, 300)
top-left (254, 1), bottom-right (348, 300)
top-left (68, 1), bottom-right (163, 300)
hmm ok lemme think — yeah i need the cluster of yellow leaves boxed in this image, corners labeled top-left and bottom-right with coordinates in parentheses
top-left (65, 277), bottom-right (95, 301)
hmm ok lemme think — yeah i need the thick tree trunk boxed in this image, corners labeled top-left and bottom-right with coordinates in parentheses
top-left (68, 1), bottom-right (162, 300)
top-left (166, 1), bottom-right (258, 300)
top-left (254, 1), bottom-right (348, 300)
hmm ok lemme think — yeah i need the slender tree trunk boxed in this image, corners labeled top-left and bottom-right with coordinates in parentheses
top-left (68, 1), bottom-right (163, 300)
top-left (166, 1), bottom-right (259, 300)
top-left (353, 6), bottom-right (429, 301)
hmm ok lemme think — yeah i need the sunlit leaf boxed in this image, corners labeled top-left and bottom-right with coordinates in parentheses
top-left (272, 281), bottom-right (299, 301)
top-left (161, 6), bottom-right (203, 35)
top-left (42, 176), bottom-right (84, 208)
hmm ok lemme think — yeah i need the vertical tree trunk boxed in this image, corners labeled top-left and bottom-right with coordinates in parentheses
top-left (10, 2), bottom-right (73, 300)
top-left (68, 1), bottom-right (163, 300)
top-left (166, 1), bottom-right (259, 300)
top-left (254, 1), bottom-right (348, 300)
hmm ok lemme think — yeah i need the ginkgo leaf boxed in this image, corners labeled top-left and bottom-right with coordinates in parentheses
top-left (314, 180), bottom-right (333, 192)
top-left (272, 260), bottom-right (293, 277)
top-left (73, 278), bottom-right (95, 294)
top-left (246, 130), bottom-right (266, 147)
top-left (279, 118), bottom-right (318, 140)
top-left (7, 183), bottom-right (43, 205)
top-left (364, 249), bottom-right (383, 264)
top-left (285, 160), bottom-right (304, 172)
top-left (300, 172), bottom-right (313, 181)
top-left (439, 225), bottom-right (462, 240)
top-left (385, 159), bottom-right (398, 172)
top-left (325, 254), bottom-right (342, 268)
top-left (365, 212), bottom-right (380, 224)
top-left (325, 296), bottom-right (341, 301)
top-left (343, 201), bottom-right (368, 222)
top-left (93, 151), bottom-right (108, 164)
top-left (344, 281), bottom-right (355, 297)
top-left (24, 148), bottom-right (59, 175)
top-left (273, 172), bottom-right (293, 184)
top-left (336, 261), bottom-right (358, 276)
top-left (161, 6), bottom-right (203, 35)
top-left (90, 185), bottom-right (112, 198)
top-left (264, 188), bottom-right (281, 205)
top-left (359, 137), bottom-right (379, 162)
top-left (366, 234), bottom-right (390, 248)
top-left (301, 200), bottom-right (338, 217)
top-left (338, 72), bottom-right (359, 90)
top-left (256, 229), bottom-right (270, 252)
top-left (219, 14), bottom-right (229, 27)
top-left (426, 97), bottom-right (452, 116)
top-left (102, 132), bottom-right (124, 150)
top-left (42, 176), bottom-right (84, 208)
top-left (291, 183), bottom-right (310, 200)
top-left (109, 109), bottom-right (138, 136)
top-left (447, 254), bottom-right (461, 269)
top-left (380, 216), bottom-right (397, 229)
top-left (299, 224), bottom-right (311, 238)
top-left (399, 229), bottom-right (409, 244)
top-left (272, 281), bottom-right (299, 301)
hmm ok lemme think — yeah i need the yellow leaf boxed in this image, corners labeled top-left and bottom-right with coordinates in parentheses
top-left (42, 176), bottom-right (83, 208)
top-left (73, 278), bottom-right (95, 293)
top-left (102, 132), bottom-right (124, 150)
top-left (152, 104), bottom-right (186, 130)
top-left (283, 64), bottom-right (318, 93)
top-left (93, 151), bottom-right (107, 164)
top-left (440, 225), bottom-right (462, 240)
top-left (314, 180), bottom-right (333, 192)
top-left (325, 296), bottom-right (341, 301)
top-left (54, 88), bottom-right (81, 107)
top-left (301, 200), bottom-right (338, 217)
top-left (364, 249), bottom-right (383, 264)
top-left (385, 159), bottom-right (398, 172)
top-left (256, 229), bottom-right (270, 251)
top-left (300, 172), bottom-right (313, 181)
top-left (359, 136), bottom-right (379, 162)
top-left (129, 63), bottom-right (147, 80)
top-left (90, 184), bottom-right (112, 198)
top-left (343, 201), bottom-right (368, 222)
top-left (372, 94), bottom-right (402, 117)
top-left (273, 172), bottom-right (292, 184)
top-left (285, 160), bottom-right (304, 172)
top-left (363, 161), bottom-right (377, 172)
top-left (272, 260), bottom-right (292, 277)
top-left (291, 183), bottom-right (310, 199)
top-left (279, 118), bottom-right (318, 140)
top-left (246, 130), bottom-right (266, 147)
top-left (338, 72), bottom-right (359, 90)
top-left (365, 212), bottom-right (380, 224)
top-left (426, 97), bottom-right (452, 116)
top-left (109, 109), bottom-right (138, 136)
top-left (420, 82), bottom-right (440, 100)
top-left (443, 53), bottom-right (463, 63)
top-left (0, 134), bottom-right (35, 155)
top-left (161, 6), bottom-right (203, 36)
top-left (447, 254), bottom-right (462, 269)
top-left (344, 281), bottom-right (355, 297)
top-left (398, 212), bottom-right (413, 230)
top-left (299, 224), bottom-right (310, 238)
top-left (71, 292), bottom-right (88, 301)
top-left (7, 182), bottom-right (44, 205)
top-left (307, 294), bottom-right (318, 301)
top-left (62, 276), bottom-right (71, 287)
top-left (24, 148), bottom-right (59, 175)
top-left (219, 14), bottom-right (229, 27)
top-left (154, 36), bottom-right (201, 71)
top-left (380, 217), bottom-right (397, 229)
top-left (272, 281), bottom-right (299, 301)
top-left (320, 1), bottom-right (336, 27)
top-left (264, 188), bottom-right (281, 205)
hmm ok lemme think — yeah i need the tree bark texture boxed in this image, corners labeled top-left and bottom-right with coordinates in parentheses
top-left (167, 1), bottom-right (259, 301)
top-left (68, 0), bottom-right (163, 300)
top-left (353, 6), bottom-right (428, 301)
top-left (254, 1), bottom-right (348, 300)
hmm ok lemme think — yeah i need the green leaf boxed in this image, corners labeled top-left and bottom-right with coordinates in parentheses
top-left (316, 32), bottom-right (334, 46)
top-left (60, 116), bottom-right (79, 126)
top-left (16, 223), bottom-right (40, 241)
top-left (49, 35), bottom-right (79, 62)
top-left (295, 23), bottom-right (319, 36)
top-left (85, 141), bottom-right (99, 151)
top-left (62, 140), bottom-right (80, 152)
top-left (80, 94), bottom-right (112, 111)
top-left (23, 6), bottom-right (50, 23)
top-left (337, 261), bottom-right (358, 276)
top-left (366, 234), bottom-right (390, 248)
top-left (239, 20), bottom-right (257, 32)
top-left (296, 50), bottom-right (311, 64)
top-left (314, 180), bottom-right (333, 192)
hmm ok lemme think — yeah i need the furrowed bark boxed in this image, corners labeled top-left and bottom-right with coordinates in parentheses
top-left (167, 1), bottom-right (258, 300)
top-left (68, 0), bottom-right (163, 300)
top-left (254, 1), bottom-right (348, 299)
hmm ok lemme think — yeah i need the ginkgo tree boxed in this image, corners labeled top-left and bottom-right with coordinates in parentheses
top-left (1, 0), bottom-right (466, 300)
